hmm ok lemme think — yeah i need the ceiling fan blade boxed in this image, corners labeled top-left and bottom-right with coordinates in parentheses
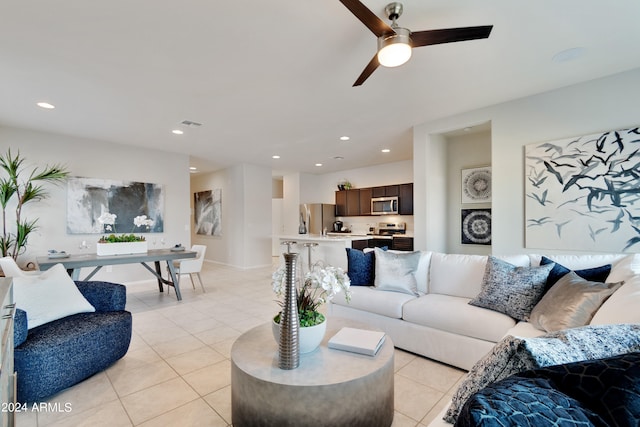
top-left (339, 0), bottom-right (395, 38)
top-left (353, 54), bottom-right (380, 86)
top-left (411, 25), bottom-right (493, 47)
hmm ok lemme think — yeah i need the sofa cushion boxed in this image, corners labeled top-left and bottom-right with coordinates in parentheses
top-left (468, 257), bottom-right (554, 321)
top-left (591, 274), bottom-right (640, 325)
top-left (607, 253), bottom-right (640, 283)
top-left (529, 271), bottom-right (624, 332)
top-left (373, 248), bottom-right (422, 296)
top-left (429, 253), bottom-right (530, 299)
top-left (443, 323), bottom-right (640, 424)
top-left (331, 285), bottom-right (416, 319)
top-left (504, 321), bottom-right (545, 339)
top-left (429, 253), bottom-right (488, 298)
top-left (13, 263), bottom-right (96, 329)
top-left (402, 294), bottom-right (516, 343)
top-left (540, 255), bottom-right (611, 292)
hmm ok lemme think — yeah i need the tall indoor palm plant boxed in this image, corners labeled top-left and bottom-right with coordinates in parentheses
top-left (0, 149), bottom-right (68, 260)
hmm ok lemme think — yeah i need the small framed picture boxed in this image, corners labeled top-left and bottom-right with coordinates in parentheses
top-left (461, 209), bottom-right (491, 245)
top-left (461, 167), bottom-right (491, 203)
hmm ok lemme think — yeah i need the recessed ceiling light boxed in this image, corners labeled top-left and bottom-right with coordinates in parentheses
top-left (37, 102), bottom-right (55, 109)
top-left (272, 155), bottom-right (281, 159)
top-left (463, 127), bottom-right (472, 132)
top-left (333, 156), bottom-right (344, 160)
top-left (189, 166), bottom-right (197, 171)
top-left (381, 149), bottom-right (390, 153)
top-left (315, 163), bottom-right (323, 167)
top-left (340, 136), bottom-right (350, 141)
top-left (172, 129), bottom-right (184, 135)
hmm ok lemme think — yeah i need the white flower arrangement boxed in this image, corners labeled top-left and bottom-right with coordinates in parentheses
top-left (272, 260), bottom-right (351, 327)
top-left (97, 212), bottom-right (155, 243)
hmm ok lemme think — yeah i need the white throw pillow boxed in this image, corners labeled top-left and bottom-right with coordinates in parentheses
top-left (373, 248), bottom-right (421, 296)
top-left (13, 263), bottom-right (96, 329)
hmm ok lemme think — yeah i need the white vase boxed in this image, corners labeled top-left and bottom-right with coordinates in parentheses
top-left (272, 316), bottom-right (327, 354)
top-left (96, 241), bottom-right (148, 256)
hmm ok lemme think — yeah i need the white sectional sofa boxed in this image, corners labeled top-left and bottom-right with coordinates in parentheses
top-left (329, 251), bottom-right (640, 371)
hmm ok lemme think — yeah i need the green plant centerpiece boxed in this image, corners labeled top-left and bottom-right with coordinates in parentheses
top-left (272, 260), bottom-right (351, 327)
top-left (0, 149), bottom-right (69, 260)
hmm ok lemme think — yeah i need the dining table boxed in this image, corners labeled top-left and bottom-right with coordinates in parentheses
top-left (36, 248), bottom-right (197, 301)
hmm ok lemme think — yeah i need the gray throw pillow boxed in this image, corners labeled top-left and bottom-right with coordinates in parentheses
top-left (443, 323), bottom-right (640, 424)
top-left (529, 271), bottom-right (624, 332)
top-left (373, 248), bottom-right (421, 296)
top-left (469, 256), bottom-right (554, 321)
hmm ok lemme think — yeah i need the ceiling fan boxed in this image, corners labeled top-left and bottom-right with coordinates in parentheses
top-left (339, 0), bottom-right (493, 86)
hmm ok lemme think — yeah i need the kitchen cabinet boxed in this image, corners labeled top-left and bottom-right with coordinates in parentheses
top-left (346, 189), bottom-right (360, 216)
top-left (391, 236), bottom-right (414, 251)
top-left (359, 188), bottom-right (372, 215)
top-left (398, 183), bottom-right (413, 215)
top-left (335, 189), bottom-right (362, 217)
top-left (371, 185), bottom-right (398, 198)
top-left (368, 238), bottom-right (392, 249)
top-left (336, 183), bottom-right (413, 216)
top-left (335, 191), bottom-right (347, 216)
top-left (351, 239), bottom-right (368, 250)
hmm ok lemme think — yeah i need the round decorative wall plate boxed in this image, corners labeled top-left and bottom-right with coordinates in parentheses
top-left (461, 209), bottom-right (491, 245)
top-left (462, 167), bottom-right (492, 203)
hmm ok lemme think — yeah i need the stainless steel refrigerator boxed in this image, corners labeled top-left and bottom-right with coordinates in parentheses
top-left (300, 204), bottom-right (335, 235)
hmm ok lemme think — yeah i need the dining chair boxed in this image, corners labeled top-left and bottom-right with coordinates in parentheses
top-left (171, 245), bottom-right (207, 292)
top-left (0, 256), bottom-right (41, 277)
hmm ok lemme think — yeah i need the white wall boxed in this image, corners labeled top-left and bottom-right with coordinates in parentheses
top-left (446, 131), bottom-right (492, 254)
top-left (191, 164), bottom-right (272, 268)
top-left (0, 125), bottom-right (191, 283)
top-left (414, 67), bottom-right (640, 255)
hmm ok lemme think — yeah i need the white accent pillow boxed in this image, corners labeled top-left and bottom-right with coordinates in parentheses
top-left (373, 248), bottom-right (422, 296)
top-left (13, 263), bottom-right (96, 329)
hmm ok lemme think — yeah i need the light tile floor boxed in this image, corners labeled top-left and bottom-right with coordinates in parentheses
top-left (16, 259), bottom-right (465, 427)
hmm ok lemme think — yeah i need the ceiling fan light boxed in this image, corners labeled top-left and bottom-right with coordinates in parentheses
top-left (377, 28), bottom-right (412, 67)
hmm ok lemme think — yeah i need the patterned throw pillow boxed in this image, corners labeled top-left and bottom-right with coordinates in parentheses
top-left (469, 256), bottom-right (554, 321)
top-left (529, 271), bottom-right (624, 332)
top-left (540, 256), bottom-right (611, 293)
top-left (443, 323), bottom-right (640, 424)
top-left (345, 248), bottom-right (375, 286)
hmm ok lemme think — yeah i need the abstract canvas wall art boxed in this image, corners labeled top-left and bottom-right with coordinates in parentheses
top-left (67, 177), bottom-right (164, 234)
top-left (525, 126), bottom-right (640, 252)
top-left (194, 189), bottom-right (221, 236)
top-left (461, 209), bottom-right (492, 245)
top-left (461, 167), bottom-right (492, 203)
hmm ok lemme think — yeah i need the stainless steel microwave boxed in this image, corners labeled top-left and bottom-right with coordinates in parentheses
top-left (371, 196), bottom-right (398, 215)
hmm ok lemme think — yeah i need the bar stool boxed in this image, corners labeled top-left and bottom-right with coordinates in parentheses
top-left (280, 240), bottom-right (297, 254)
top-left (302, 242), bottom-right (318, 272)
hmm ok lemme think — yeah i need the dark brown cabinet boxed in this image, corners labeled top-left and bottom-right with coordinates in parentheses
top-left (359, 188), bottom-right (372, 215)
top-left (346, 189), bottom-right (360, 216)
top-left (398, 183), bottom-right (413, 215)
top-left (371, 185), bottom-right (398, 198)
top-left (336, 183), bottom-right (413, 216)
top-left (391, 236), bottom-right (414, 251)
top-left (335, 190), bottom-right (347, 216)
top-left (351, 239), bottom-right (368, 250)
top-left (335, 189), bottom-right (361, 216)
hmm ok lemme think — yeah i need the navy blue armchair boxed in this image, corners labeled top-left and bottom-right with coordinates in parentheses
top-left (14, 280), bottom-right (132, 403)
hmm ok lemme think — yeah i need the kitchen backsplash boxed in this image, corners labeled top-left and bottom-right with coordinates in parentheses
top-left (335, 215), bottom-right (414, 235)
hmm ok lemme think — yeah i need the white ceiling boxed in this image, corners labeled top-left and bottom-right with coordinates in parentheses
top-left (2, 1), bottom-right (640, 175)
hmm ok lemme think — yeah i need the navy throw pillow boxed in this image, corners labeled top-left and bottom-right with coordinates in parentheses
top-left (345, 247), bottom-right (387, 286)
top-left (540, 256), bottom-right (611, 292)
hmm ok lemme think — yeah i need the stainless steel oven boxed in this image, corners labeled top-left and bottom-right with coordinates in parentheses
top-left (371, 196), bottom-right (398, 215)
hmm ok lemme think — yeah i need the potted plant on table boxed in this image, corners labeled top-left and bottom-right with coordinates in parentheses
top-left (271, 260), bottom-right (351, 353)
top-left (96, 213), bottom-right (155, 256)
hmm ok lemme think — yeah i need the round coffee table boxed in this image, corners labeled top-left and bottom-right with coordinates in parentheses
top-left (231, 317), bottom-right (394, 427)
